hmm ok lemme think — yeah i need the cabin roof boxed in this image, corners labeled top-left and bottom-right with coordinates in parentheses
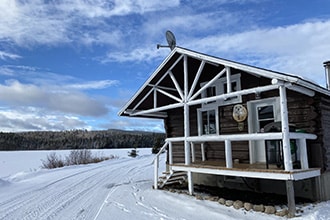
top-left (119, 47), bottom-right (330, 117)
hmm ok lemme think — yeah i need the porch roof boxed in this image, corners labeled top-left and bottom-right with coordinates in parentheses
top-left (119, 47), bottom-right (330, 118)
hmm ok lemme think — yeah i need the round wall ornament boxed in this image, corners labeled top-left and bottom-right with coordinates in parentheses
top-left (232, 104), bottom-right (247, 122)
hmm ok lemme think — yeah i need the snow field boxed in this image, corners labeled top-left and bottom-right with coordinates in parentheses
top-left (0, 149), bottom-right (329, 219)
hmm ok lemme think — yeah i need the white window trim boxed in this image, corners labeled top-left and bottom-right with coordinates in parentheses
top-left (201, 74), bottom-right (242, 107)
top-left (218, 73), bottom-right (242, 105)
top-left (197, 106), bottom-right (220, 136)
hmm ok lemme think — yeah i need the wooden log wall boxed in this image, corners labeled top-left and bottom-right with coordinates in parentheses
top-left (286, 90), bottom-right (324, 171)
top-left (164, 71), bottom-right (328, 170)
top-left (319, 95), bottom-right (330, 171)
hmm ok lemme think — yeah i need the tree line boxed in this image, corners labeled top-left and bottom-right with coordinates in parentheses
top-left (0, 129), bottom-right (165, 151)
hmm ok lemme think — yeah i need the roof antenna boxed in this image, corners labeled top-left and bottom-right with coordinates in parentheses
top-left (157, 30), bottom-right (176, 50)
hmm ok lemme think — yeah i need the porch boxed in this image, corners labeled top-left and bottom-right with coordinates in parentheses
top-left (154, 131), bottom-right (320, 187)
top-left (153, 131), bottom-right (320, 217)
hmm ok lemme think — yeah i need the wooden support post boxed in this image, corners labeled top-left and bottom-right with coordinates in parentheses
top-left (279, 85), bottom-right (293, 171)
top-left (191, 142), bottom-right (195, 163)
top-left (298, 138), bottom-right (309, 169)
top-left (169, 141), bottom-right (173, 165)
top-left (153, 87), bottom-right (157, 108)
top-left (286, 180), bottom-right (296, 218)
top-left (154, 157), bottom-right (159, 190)
top-left (183, 55), bottom-right (191, 165)
top-left (201, 143), bottom-right (206, 161)
top-left (187, 171), bottom-right (194, 195)
top-left (314, 176), bottom-right (323, 201)
top-left (225, 140), bottom-right (233, 168)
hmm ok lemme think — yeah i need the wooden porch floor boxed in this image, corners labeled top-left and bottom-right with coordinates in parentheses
top-left (170, 161), bottom-right (321, 181)
top-left (192, 160), bottom-right (283, 171)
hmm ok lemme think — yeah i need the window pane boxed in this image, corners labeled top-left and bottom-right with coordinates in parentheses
top-left (224, 81), bottom-right (237, 93)
top-left (202, 110), bottom-right (216, 135)
top-left (258, 106), bottom-right (274, 120)
top-left (206, 86), bottom-right (216, 97)
top-left (209, 110), bottom-right (216, 134)
top-left (202, 111), bottom-right (208, 135)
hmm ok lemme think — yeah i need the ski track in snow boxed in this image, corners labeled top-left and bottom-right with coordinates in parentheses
top-left (0, 155), bottom-right (161, 220)
top-left (1, 151), bottom-right (327, 220)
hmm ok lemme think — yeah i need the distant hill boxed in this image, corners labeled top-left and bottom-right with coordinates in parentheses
top-left (0, 129), bottom-right (165, 151)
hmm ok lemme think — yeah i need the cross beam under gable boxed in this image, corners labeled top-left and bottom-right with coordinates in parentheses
top-left (187, 60), bottom-right (205, 100)
top-left (189, 67), bottom-right (226, 101)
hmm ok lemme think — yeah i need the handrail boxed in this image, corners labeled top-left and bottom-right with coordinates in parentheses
top-left (153, 141), bottom-right (168, 162)
top-left (153, 141), bottom-right (168, 189)
top-left (166, 132), bottom-right (316, 143)
top-left (153, 132), bottom-right (316, 189)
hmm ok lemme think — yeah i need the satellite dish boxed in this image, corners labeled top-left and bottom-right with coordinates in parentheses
top-left (157, 30), bottom-right (176, 50)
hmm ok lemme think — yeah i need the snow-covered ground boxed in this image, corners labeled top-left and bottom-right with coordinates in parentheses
top-left (0, 149), bottom-right (329, 220)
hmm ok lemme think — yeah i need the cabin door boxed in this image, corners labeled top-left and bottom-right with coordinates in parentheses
top-left (247, 97), bottom-right (280, 164)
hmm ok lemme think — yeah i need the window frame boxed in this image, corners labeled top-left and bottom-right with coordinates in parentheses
top-left (200, 74), bottom-right (242, 107)
top-left (197, 106), bottom-right (220, 136)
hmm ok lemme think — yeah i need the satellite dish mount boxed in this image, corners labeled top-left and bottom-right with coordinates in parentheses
top-left (157, 30), bottom-right (176, 50)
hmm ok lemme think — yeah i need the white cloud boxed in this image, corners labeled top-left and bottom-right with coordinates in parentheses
top-left (0, 107), bottom-right (90, 132)
top-left (0, 51), bottom-right (21, 60)
top-left (67, 80), bottom-right (119, 90)
top-left (0, 0), bottom-right (180, 47)
top-left (103, 46), bottom-right (167, 63)
top-left (176, 20), bottom-right (330, 86)
top-left (0, 80), bottom-right (108, 116)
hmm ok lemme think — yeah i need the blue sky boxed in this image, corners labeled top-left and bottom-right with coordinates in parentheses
top-left (0, 0), bottom-right (330, 132)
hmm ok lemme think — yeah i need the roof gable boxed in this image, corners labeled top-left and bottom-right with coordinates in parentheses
top-left (119, 47), bottom-right (329, 117)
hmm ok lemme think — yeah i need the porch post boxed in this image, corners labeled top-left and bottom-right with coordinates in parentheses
top-left (169, 141), bottom-right (173, 165)
top-left (279, 85), bottom-right (293, 171)
top-left (298, 138), bottom-right (309, 169)
top-left (183, 55), bottom-right (191, 165)
top-left (201, 143), bottom-right (206, 161)
top-left (280, 84), bottom-right (296, 217)
top-left (191, 142), bottom-right (195, 163)
top-left (187, 171), bottom-right (194, 195)
top-left (286, 180), bottom-right (296, 218)
top-left (225, 140), bottom-right (233, 168)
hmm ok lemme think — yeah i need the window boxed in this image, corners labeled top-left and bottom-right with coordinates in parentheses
top-left (201, 74), bottom-right (241, 107)
top-left (218, 74), bottom-right (242, 105)
top-left (200, 82), bottom-right (216, 106)
top-left (197, 107), bottom-right (219, 135)
top-left (257, 105), bottom-right (275, 132)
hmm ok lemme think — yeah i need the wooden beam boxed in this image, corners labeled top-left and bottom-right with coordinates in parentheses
top-left (201, 143), bottom-right (206, 161)
top-left (156, 87), bottom-right (182, 103)
top-left (298, 138), bottom-right (309, 169)
top-left (148, 84), bottom-right (177, 92)
top-left (191, 142), bottom-right (196, 163)
top-left (129, 102), bottom-right (184, 116)
top-left (187, 171), bottom-right (194, 195)
top-left (169, 142), bottom-right (173, 164)
top-left (286, 180), bottom-right (296, 218)
top-left (183, 55), bottom-right (191, 165)
top-left (187, 60), bottom-right (205, 100)
top-left (189, 68), bottom-right (226, 101)
top-left (171, 165), bottom-right (320, 181)
top-left (188, 84), bottom-right (279, 106)
top-left (226, 66), bottom-right (232, 93)
top-left (166, 132), bottom-right (316, 143)
top-left (279, 85), bottom-right (293, 171)
top-left (153, 87), bottom-right (157, 108)
top-left (225, 140), bottom-right (233, 168)
top-left (169, 71), bottom-right (184, 100)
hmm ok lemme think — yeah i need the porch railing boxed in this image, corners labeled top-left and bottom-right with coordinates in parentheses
top-left (153, 132), bottom-right (317, 189)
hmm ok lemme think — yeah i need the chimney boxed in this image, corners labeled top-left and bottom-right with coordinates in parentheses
top-left (324, 61), bottom-right (330, 90)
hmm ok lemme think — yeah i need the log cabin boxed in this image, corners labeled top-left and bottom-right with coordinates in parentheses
top-left (119, 47), bottom-right (330, 216)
